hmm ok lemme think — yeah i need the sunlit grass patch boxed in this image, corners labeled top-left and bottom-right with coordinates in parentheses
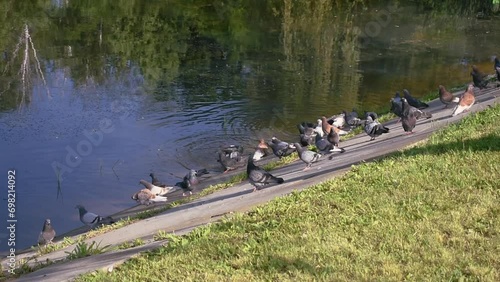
top-left (76, 105), bottom-right (500, 281)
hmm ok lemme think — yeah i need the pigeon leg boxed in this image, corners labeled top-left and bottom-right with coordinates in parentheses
top-left (252, 187), bottom-right (258, 192)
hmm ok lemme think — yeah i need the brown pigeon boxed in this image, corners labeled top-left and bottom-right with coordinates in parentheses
top-left (452, 84), bottom-right (475, 116)
top-left (132, 189), bottom-right (167, 205)
top-left (438, 85), bottom-right (459, 108)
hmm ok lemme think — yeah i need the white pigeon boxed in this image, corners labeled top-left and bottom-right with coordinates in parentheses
top-left (314, 119), bottom-right (324, 137)
top-left (331, 114), bottom-right (345, 128)
top-left (132, 189), bottom-right (168, 205)
top-left (252, 139), bottom-right (268, 161)
top-left (139, 179), bottom-right (175, 196)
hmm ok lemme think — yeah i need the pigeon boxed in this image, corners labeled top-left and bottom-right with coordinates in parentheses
top-left (343, 109), bottom-right (363, 127)
top-left (330, 114), bottom-right (345, 128)
top-left (75, 205), bottom-right (109, 228)
top-left (315, 134), bottom-right (334, 154)
top-left (217, 145), bottom-right (245, 173)
top-left (326, 127), bottom-right (345, 153)
top-left (246, 157), bottom-right (284, 192)
top-left (38, 219), bottom-right (56, 245)
top-left (139, 179), bottom-right (175, 196)
top-left (297, 122), bottom-right (317, 146)
top-left (321, 116), bottom-right (349, 136)
top-left (452, 84), bottom-right (476, 116)
top-left (403, 89), bottom-right (429, 109)
top-left (314, 119), bottom-right (325, 137)
top-left (364, 115), bottom-right (389, 141)
top-left (494, 57), bottom-right (500, 81)
top-left (293, 143), bottom-right (321, 170)
top-left (131, 189), bottom-right (168, 206)
top-left (269, 137), bottom-right (296, 159)
top-left (390, 92), bottom-right (403, 118)
top-left (471, 65), bottom-right (488, 89)
top-left (401, 97), bottom-right (418, 134)
top-left (365, 111), bottom-right (379, 120)
top-left (253, 139), bottom-right (269, 161)
top-left (175, 169), bottom-right (209, 196)
top-left (438, 85), bottom-right (459, 108)
top-left (149, 173), bottom-right (167, 188)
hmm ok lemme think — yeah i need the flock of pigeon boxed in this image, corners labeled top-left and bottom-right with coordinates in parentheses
top-left (37, 61), bottom-right (499, 247)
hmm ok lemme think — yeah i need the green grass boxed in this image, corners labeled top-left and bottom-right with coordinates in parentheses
top-left (76, 104), bottom-right (500, 281)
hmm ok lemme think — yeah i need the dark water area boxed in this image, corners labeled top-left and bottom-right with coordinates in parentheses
top-left (0, 0), bottom-right (499, 251)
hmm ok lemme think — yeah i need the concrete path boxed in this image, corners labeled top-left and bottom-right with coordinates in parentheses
top-left (6, 86), bottom-right (500, 281)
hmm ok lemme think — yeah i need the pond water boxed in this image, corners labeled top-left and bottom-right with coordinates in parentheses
top-left (0, 0), bottom-right (499, 252)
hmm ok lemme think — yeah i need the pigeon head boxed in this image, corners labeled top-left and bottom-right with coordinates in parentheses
top-left (472, 65), bottom-right (479, 72)
top-left (75, 205), bottom-right (87, 216)
top-left (43, 219), bottom-right (52, 230)
top-left (257, 139), bottom-right (268, 149)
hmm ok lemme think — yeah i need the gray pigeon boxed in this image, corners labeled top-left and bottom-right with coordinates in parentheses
top-left (38, 219), bottom-right (56, 245)
top-left (75, 205), bottom-right (106, 228)
top-left (401, 97), bottom-right (417, 134)
top-left (390, 92), bottom-right (403, 118)
top-left (315, 133), bottom-right (334, 154)
top-left (297, 122), bottom-right (317, 146)
top-left (364, 115), bottom-right (389, 141)
top-left (401, 97), bottom-right (432, 133)
top-left (293, 143), bottom-right (321, 170)
top-left (471, 65), bottom-right (488, 89)
top-left (269, 137), bottom-right (296, 159)
top-left (217, 145), bottom-right (245, 173)
top-left (403, 89), bottom-right (429, 109)
top-left (246, 157), bottom-right (284, 192)
top-left (343, 109), bottom-right (362, 127)
top-left (175, 169), bottom-right (209, 196)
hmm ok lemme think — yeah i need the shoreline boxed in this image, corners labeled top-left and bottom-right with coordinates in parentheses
top-left (3, 83), bottom-right (500, 281)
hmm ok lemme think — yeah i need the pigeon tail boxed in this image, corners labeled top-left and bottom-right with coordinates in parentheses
top-left (452, 105), bottom-right (466, 116)
top-left (270, 176), bottom-right (284, 184)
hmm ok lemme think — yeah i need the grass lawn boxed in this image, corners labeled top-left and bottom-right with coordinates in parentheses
top-left (78, 104), bottom-right (500, 282)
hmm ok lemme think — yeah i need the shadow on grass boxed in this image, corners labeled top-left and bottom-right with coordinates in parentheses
top-left (255, 255), bottom-right (333, 278)
top-left (398, 133), bottom-right (500, 156)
